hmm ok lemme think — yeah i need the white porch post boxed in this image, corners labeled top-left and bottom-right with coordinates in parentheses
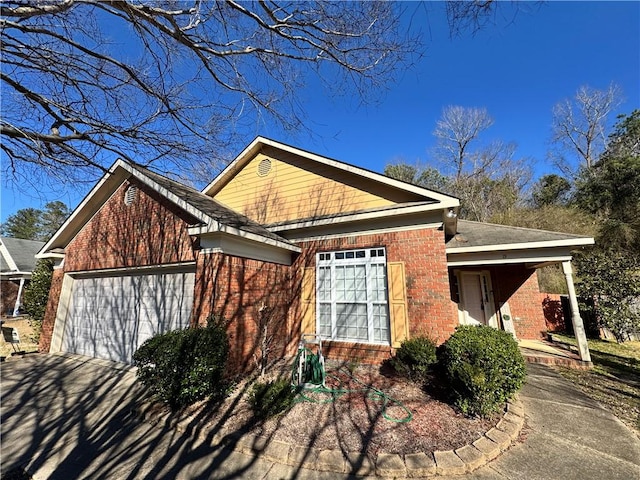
top-left (562, 261), bottom-right (591, 362)
top-left (13, 278), bottom-right (25, 317)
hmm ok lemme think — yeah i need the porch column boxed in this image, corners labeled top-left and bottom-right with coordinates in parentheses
top-left (13, 278), bottom-right (25, 317)
top-left (562, 261), bottom-right (591, 362)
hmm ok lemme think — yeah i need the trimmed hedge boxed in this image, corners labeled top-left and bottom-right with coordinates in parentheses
top-left (133, 318), bottom-right (229, 410)
top-left (438, 325), bottom-right (526, 417)
top-left (390, 336), bottom-right (438, 383)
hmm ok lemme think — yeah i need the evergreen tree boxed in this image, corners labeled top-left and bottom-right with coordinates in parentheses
top-left (22, 259), bottom-right (54, 342)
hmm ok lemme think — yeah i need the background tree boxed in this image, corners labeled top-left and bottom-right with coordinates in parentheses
top-left (431, 105), bottom-right (531, 221)
top-left (383, 163), bottom-right (450, 193)
top-left (549, 84), bottom-right (622, 175)
top-left (39, 201), bottom-right (71, 242)
top-left (1, 202), bottom-right (70, 241)
top-left (383, 163), bottom-right (421, 185)
top-left (22, 258), bottom-right (54, 342)
top-left (530, 174), bottom-right (572, 208)
top-left (574, 251), bottom-right (640, 343)
top-left (1, 1), bottom-right (419, 187)
top-left (0, 208), bottom-right (41, 240)
top-left (433, 106), bottom-right (495, 181)
top-left (574, 110), bottom-right (640, 253)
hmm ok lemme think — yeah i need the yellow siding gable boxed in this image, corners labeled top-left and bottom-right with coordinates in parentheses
top-left (213, 149), bottom-right (422, 224)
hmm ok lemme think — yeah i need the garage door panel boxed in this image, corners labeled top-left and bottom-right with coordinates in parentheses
top-left (62, 270), bottom-right (195, 363)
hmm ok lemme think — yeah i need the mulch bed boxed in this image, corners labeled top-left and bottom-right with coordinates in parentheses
top-left (153, 360), bottom-right (501, 458)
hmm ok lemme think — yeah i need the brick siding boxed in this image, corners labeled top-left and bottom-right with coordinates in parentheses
top-left (541, 293), bottom-right (568, 332)
top-left (42, 176), bottom-right (548, 372)
top-left (64, 179), bottom-right (198, 272)
top-left (490, 265), bottom-right (548, 340)
top-left (294, 227), bottom-right (459, 364)
top-left (191, 252), bottom-right (295, 374)
top-left (38, 269), bottom-right (64, 353)
top-left (1, 280), bottom-right (19, 316)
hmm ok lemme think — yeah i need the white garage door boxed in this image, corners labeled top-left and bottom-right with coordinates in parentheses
top-left (62, 270), bottom-right (195, 363)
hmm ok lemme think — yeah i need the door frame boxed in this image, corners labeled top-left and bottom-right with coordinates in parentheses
top-left (455, 270), bottom-right (498, 329)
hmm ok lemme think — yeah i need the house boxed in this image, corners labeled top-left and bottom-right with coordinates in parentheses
top-left (1, 237), bottom-right (46, 316)
top-left (37, 137), bottom-right (594, 368)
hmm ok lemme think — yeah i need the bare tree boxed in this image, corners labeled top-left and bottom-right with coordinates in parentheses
top-left (445, 0), bottom-right (543, 37)
top-left (431, 105), bottom-right (531, 221)
top-left (433, 106), bottom-right (494, 181)
top-left (550, 84), bottom-right (622, 174)
top-left (1, 1), bottom-right (419, 187)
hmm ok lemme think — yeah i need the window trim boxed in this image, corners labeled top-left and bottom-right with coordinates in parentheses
top-left (316, 247), bottom-right (390, 345)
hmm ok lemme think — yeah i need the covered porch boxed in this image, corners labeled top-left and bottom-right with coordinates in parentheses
top-left (446, 220), bottom-right (595, 364)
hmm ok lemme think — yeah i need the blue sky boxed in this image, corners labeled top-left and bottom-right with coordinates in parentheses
top-left (1, 1), bottom-right (639, 222)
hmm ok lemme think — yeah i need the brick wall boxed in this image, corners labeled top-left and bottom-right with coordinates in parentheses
top-left (192, 252), bottom-right (295, 374)
top-left (541, 293), bottom-right (568, 332)
top-left (64, 179), bottom-right (198, 272)
top-left (1, 280), bottom-right (19, 315)
top-left (294, 227), bottom-right (458, 364)
top-left (490, 265), bottom-right (548, 340)
top-left (39, 269), bottom-right (64, 353)
top-left (40, 178), bottom-right (461, 370)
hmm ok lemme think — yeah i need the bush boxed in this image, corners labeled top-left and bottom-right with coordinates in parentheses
top-left (249, 378), bottom-right (296, 419)
top-left (438, 325), bottom-right (526, 417)
top-left (133, 317), bottom-right (229, 410)
top-left (390, 336), bottom-right (438, 383)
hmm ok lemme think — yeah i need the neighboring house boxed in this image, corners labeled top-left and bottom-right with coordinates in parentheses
top-left (37, 137), bottom-right (594, 368)
top-left (1, 237), bottom-right (46, 316)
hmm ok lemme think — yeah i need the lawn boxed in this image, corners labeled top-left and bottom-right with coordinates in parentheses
top-left (0, 317), bottom-right (40, 359)
top-left (550, 333), bottom-right (640, 434)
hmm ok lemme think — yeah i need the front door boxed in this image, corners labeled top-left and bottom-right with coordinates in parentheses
top-left (458, 271), bottom-right (496, 328)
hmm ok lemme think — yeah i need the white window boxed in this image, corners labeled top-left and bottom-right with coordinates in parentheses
top-left (316, 248), bottom-right (390, 344)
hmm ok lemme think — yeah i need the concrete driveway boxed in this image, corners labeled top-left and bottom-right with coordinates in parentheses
top-left (1, 353), bottom-right (639, 479)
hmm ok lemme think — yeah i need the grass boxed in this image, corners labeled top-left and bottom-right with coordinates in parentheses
top-left (550, 333), bottom-right (640, 434)
top-left (0, 317), bottom-right (40, 359)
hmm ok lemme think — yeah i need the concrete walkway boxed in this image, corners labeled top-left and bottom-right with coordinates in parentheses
top-left (1, 353), bottom-right (639, 479)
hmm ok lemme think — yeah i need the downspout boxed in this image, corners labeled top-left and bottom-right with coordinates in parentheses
top-left (13, 278), bottom-right (25, 317)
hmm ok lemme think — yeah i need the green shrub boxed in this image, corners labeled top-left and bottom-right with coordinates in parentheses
top-left (133, 317), bottom-right (229, 410)
top-left (390, 336), bottom-right (438, 383)
top-left (249, 378), bottom-right (296, 419)
top-left (438, 325), bottom-right (526, 417)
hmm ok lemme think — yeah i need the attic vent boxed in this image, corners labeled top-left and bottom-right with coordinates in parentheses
top-left (124, 185), bottom-right (138, 206)
top-left (257, 158), bottom-right (272, 177)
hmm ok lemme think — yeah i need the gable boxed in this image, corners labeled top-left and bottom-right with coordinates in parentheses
top-left (64, 179), bottom-right (199, 272)
top-left (208, 139), bottom-right (456, 225)
top-left (38, 159), bottom-right (300, 267)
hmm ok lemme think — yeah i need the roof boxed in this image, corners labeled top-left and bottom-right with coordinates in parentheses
top-left (0, 237), bottom-right (45, 273)
top-left (447, 220), bottom-right (594, 252)
top-left (127, 164), bottom-right (298, 248)
top-left (38, 159), bottom-right (300, 260)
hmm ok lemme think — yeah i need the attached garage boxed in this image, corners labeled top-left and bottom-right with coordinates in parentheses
top-left (60, 268), bottom-right (195, 363)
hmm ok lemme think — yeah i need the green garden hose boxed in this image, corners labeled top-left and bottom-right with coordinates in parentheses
top-left (290, 348), bottom-right (413, 423)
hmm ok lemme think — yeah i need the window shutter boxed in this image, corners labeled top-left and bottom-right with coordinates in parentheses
top-left (387, 261), bottom-right (409, 348)
top-left (300, 266), bottom-right (316, 334)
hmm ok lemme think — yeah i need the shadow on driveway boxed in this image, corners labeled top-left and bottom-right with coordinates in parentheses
top-left (1, 353), bottom-right (331, 480)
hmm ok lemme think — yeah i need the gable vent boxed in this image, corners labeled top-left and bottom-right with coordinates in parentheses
top-left (257, 158), bottom-right (272, 177)
top-left (124, 185), bottom-right (138, 206)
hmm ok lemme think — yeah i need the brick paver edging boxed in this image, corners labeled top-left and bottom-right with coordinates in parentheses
top-left (137, 396), bottom-right (525, 477)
